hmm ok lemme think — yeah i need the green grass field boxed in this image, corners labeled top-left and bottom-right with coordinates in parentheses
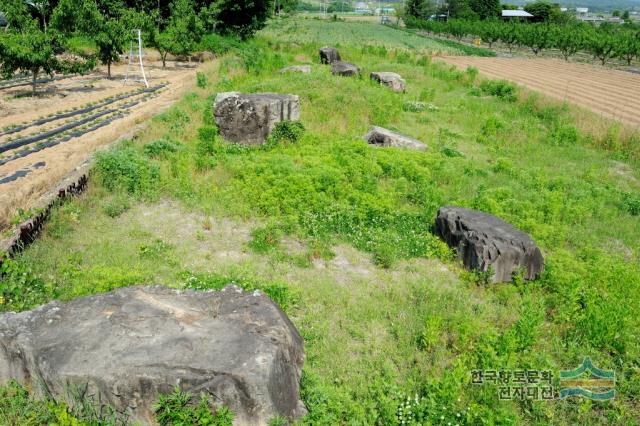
top-left (261, 17), bottom-right (495, 56)
top-left (1, 18), bottom-right (640, 425)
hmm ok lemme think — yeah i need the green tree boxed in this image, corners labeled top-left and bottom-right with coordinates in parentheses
top-left (551, 23), bottom-right (585, 61)
top-left (0, 30), bottom-right (92, 93)
top-left (469, 0), bottom-right (500, 20)
top-left (166, 0), bottom-right (203, 60)
top-left (499, 21), bottom-right (521, 53)
top-left (621, 11), bottom-right (630, 21)
top-left (518, 22), bottom-right (551, 55)
top-left (0, 0), bottom-right (35, 32)
top-left (586, 27), bottom-right (617, 65)
top-left (405, 0), bottom-right (435, 20)
top-left (478, 19), bottom-right (501, 47)
top-left (210, 0), bottom-right (273, 39)
top-left (96, 19), bottom-right (127, 78)
top-left (524, 1), bottom-right (561, 23)
top-left (615, 30), bottom-right (640, 65)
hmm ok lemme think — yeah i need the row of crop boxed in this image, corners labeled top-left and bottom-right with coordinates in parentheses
top-left (0, 85), bottom-right (165, 165)
top-left (407, 18), bottom-right (640, 65)
top-left (0, 84), bottom-right (166, 137)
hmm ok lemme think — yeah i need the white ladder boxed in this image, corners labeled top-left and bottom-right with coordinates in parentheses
top-left (123, 29), bottom-right (149, 88)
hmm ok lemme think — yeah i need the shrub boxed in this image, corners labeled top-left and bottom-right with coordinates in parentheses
top-left (267, 121), bottom-right (305, 145)
top-left (621, 192), bottom-right (640, 216)
top-left (143, 139), bottom-right (181, 158)
top-left (0, 258), bottom-right (57, 312)
top-left (95, 146), bottom-right (159, 196)
top-left (196, 71), bottom-right (208, 88)
top-left (197, 33), bottom-right (240, 55)
top-left (479, 79), bottom-right (518, 102)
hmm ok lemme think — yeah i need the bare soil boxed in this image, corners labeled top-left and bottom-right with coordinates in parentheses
top-left (438, 56), bottom-right (640, 128)
top-left (0, 60), bottom-right (202, 230)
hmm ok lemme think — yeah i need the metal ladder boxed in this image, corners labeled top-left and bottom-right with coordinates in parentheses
top-left (123, 29), bottom-right (149, 88)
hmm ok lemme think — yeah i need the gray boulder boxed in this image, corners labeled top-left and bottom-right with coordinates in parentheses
top-left (435, 206), bottom-right (544, 282)
top-left (319, 47), bottom-right (341, 64)
top-left (280, 65), bottom-right (312, 74)
top-left (331, 61), bottom-right (360, 77)
top-left (214, 92), bottom-right (300, 145)
top-left (0, 285), bottom-right (306, 425)
top-left (370, 72), bottom-right (406, 93)
top-left (364, 126), bottom-right (427, 151)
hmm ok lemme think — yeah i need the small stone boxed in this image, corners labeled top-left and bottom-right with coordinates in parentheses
top-left (364, 126), bottom-right (427, 151)
top-left (280, 65), bottom-right (312, 74)
top-left (331, 61), bottom-right (360, 77)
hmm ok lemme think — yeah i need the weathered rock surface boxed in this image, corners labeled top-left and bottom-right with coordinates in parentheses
top-left (280, 65), bottom-right (312, 74)
top-left (364, 126), bottom-right (427, 151)
top-left (0, 285), bottom-right (306, 425)
top-left (370, 72), bottom-right (406, 92)
top-left (331, 61), bottom-right (360, 77)
top-left (214, 92), bottom-right (300, 145)
top-left (435, 206), bottom-right (544, 282)
top-left (319, 47), bottom-right (341, 64)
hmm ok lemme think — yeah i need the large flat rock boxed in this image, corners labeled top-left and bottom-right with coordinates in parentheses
top-left (214, 92), bottom-right (300, 145)
top-left (0, 285), bottom-right (306, 425)
top-left (364, 126), bottom-right (427, 151)
top-left (435, 206), bottom-right (544, 282)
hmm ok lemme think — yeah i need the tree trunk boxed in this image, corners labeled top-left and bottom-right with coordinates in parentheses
top-left (32, 71), bottom-right (38, 95)
top-left (162, 53), bottom-right (167, 68)
top-left (108, 61), bottom-right (112, 78)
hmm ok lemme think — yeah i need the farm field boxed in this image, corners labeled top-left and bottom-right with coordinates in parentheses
top-left (0, 60), bottom-right (200, 231)
top-left (439, 56), bottom-right (640, 128)
top-left (261, 17), bottom-right (495, 56)
top-left (2, 16), bottom-right (640, 425)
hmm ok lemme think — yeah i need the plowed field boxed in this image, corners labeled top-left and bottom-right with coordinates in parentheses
top-left (438, 56), bottom-right (640, 128)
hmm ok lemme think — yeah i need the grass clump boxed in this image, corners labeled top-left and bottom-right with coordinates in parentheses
top-left (154, 387), bottom-right (234, 426)
top-left (267, 121), bottom-right (305, 145)
top-left (102, 194), bottom-right (131, 218)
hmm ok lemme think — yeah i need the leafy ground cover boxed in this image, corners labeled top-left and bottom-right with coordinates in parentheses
top-left (1, 19), bottom-right (640, 425)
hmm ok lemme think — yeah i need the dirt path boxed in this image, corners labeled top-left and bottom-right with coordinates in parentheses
top-left (438, 56), bottom-right (640, 128)
top-left (0, 60), bottom-right (202, 230)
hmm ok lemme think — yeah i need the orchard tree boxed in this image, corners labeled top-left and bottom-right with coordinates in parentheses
top-left (518, 23), bottom-right (551, 55)
top-left (166, 0), bottom-right (204, 60)
top-left (615, 30), bottom-right (640, 65)
top-left (96, 18), bottom-right (127, 78)
top-left (478, 19), bottom-right (501, 48)
top-left (499, 21), bottom-right (521, 54)
top-left (551, 24), bottom-right (584, 61)
top-left (586, 27), bottom-right (617, 65)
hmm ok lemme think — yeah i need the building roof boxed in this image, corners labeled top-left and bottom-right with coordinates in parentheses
top-left (502, 10), bottom-right (533, 18)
